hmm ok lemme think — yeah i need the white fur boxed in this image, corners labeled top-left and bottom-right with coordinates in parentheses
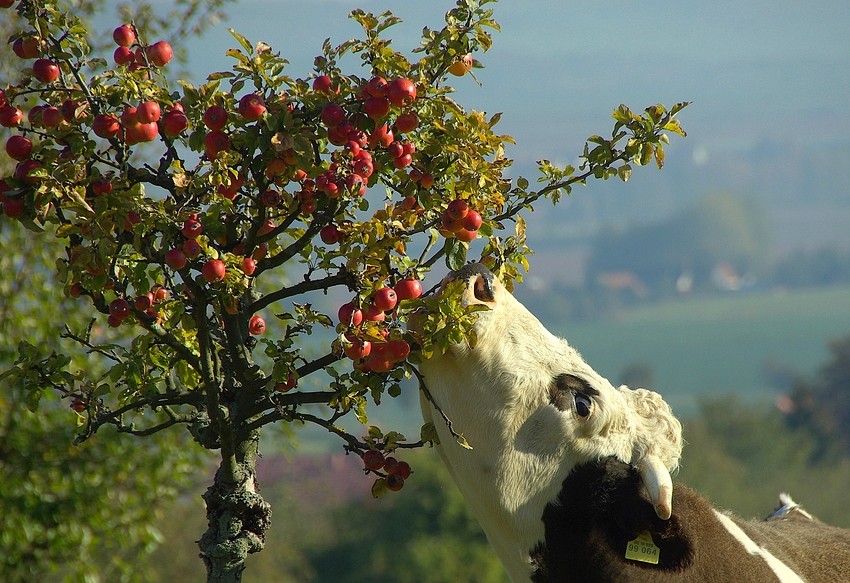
top-left (419, 267), bottom-right (683, 582)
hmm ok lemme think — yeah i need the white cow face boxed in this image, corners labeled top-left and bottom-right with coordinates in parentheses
top-left (418, 263), bottom-right (682, 582)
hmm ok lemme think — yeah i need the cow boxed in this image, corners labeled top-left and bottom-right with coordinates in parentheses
top-left (530, 456), bottom-right (850, 582)
top-left (418, 263), bottom-right (684, 582)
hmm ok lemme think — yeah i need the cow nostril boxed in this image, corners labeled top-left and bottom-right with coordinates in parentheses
top-left (473, 275), bottom-right (495, 302)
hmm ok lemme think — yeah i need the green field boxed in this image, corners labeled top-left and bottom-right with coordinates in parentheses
top-left (552, 285), bottom-right (850, 417)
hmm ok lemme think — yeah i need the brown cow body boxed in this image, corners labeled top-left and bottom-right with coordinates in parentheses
top-left (531, 458), bottom-right (850, 583)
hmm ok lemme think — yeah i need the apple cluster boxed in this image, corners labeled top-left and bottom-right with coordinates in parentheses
top-left (362, 449), bottom-right (412, 492)
top-left (1, 22), bottom-right (174, 219)
top-left (338, 277), bottom-right (423, 373)
top-left (440, 198), bottom-right (483, 242)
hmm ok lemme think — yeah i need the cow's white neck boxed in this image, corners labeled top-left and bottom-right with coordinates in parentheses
top-left (419, 303), bottom-right (609, 581)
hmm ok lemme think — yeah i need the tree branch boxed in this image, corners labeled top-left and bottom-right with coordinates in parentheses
top-left (249, 271), bottom-right (355, 313)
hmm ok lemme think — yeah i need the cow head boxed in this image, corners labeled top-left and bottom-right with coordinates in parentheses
top-left (418, 263), bottom-right (682, 581)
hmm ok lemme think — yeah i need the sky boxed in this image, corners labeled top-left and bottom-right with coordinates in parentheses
top-left (166, 0), bottom-right (850, 163)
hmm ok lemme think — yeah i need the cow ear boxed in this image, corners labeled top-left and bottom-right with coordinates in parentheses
top-left (644, 516), bottom-right (695, 571)
top-left (611, 516), bottom-right (694, 571)
top-left (607, 475), bottom-right (695, 571)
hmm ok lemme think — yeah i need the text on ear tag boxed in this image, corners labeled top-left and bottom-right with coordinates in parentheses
top-left (625, 530), bottom-right (660, 565)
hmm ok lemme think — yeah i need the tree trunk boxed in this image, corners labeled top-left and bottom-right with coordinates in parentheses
top-left (198, 428), bottom-right (271, 583)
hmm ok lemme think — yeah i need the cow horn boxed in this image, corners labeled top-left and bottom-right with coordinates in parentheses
top-left (638, 454), bottom-right (673, 520)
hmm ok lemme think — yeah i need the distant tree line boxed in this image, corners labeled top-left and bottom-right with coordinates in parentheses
top-left (519, 191), bottom-right (850, 321)
top-left (784, 336), bottom-right (850, 461)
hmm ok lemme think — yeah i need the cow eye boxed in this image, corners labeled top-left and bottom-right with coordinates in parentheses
top-left (574, 393), bottom-right (593, 418)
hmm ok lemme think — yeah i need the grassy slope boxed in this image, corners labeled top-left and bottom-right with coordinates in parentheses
top-left (553, 285), bottom-right (850, 416)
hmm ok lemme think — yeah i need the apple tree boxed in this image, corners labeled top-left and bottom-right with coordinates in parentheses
top-left (0, 0), bottom-right (686, 580)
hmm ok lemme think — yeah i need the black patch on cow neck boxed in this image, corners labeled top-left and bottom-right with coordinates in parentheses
top-left (549, 373), bottom-right (598, 412)
top-left (530, 458), bottom-right (695, 582)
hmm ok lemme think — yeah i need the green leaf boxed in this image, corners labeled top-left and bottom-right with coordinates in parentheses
top-left (227, 28), bottom-right (254, 54)
top-left (445, 238), bottom-right (467, 271)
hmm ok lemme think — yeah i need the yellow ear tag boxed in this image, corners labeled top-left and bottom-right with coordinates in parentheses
top-left (625, 530), bottom-right (660, 565)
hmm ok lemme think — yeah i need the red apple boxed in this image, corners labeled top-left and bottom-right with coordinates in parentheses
top-left (373, 287), bottom-right (398, 312)
top-left (182, 239), bottom-right (202, 258)
top-left (344, 337), bottom-right (372, 360)
top-left (41, 106), bottom-right (63, 128)
top-left (312, 74), bottom-right (333, 93)
top-left (462, 209), bottom-right (483, 231)
top-left (91, 178), bottom-right (113, 195)
top-left (320, 103), bottom-right (346, 126)
top-left (386, 473), bottom-right (405, 491)
top-left (387, 77), bottom-right (417, 107)
top-left (135, 293), bottom-right (154, 311)
top-left (393, 460), bottom-right (412, 479)
top-left (441, 213), bottom-right (464, 234)
top-left (352, 157), bottom-right (374, 179)
top-left (241, 257), bottom-right (257, 275)
top-left (113, 46), bottom-right (134, 65)
top-left (387, 141), bottom-right (404, 158)
top-left (125, 121), bottom-right (158, 143)
top-left (394, 278), bottom-right (423, 300)
top-left (248, 314), bottom-right (266, 335)
top-left (0, 106), bottom-right (23, 127)
top-left (392, 153), bottom-right (412, 169)
top-left (164, 247), bottom-right (187, 270)
top-left (202, 259), bottom-right (226, 283)
top-left (160, 109), bottom-right (188, 137)
top-left (385, 339), bottom-right (411, 363)
top-left (274, 373), bottom-right (298, 392)
top-left (344, 174), bottom-right (366, 197)
top-left (203, 105), bottom-right (228, 130)
top-left (395, 112), bottom-right (419, 133)
top-left (338, 302), bottom-right (363, 326)
top-left (363, 96), bottom-right (390, 120)
top-left (112, 24), bottom-right (136, 47)
top-left (204, 130), bottom-right (231, 158)
top-left (5, 135), bottom-right (32, 161)
top-left (363, 304), bottom-right (386, 322)
top-left (367, 354), bottom-right (394, 373)
top-left (60, 99), bottom-right (86, 122)
top-left (2, 196), bottom-right (24, 218)
top-left (366, 76), bottom-right (388, 98)
top-left (13, 159), bottom-right (40, 183)
top-left (12, 36), bottom-right (40, 59)
top-left (446, 199), bottom-right (469, 220)
top-left (455, 227), bottom-right (478, 242)
top-left (32, 58), bottom-right (60, 83)
top-left (153, 286), bottom-right (168, 302)
top-left (145, 41), bottom-right (172, 67)
top-left (136, 100), bottom-right (161, 123)
top-left (181, 217), bottom-right (203, 239)
top-left (238, 93), bottom-right (266, 120)
top-left (260, 188), bottom-right (282, 208)
top-left (320, 224), bottom-right (341, 245)
top-left (109, 298), bottom-right (131, 319)
top-left (362, 449), bottom-right (385, 471)
top-left (448, 53), bottom-right (474, 76)
top-left (92, 114), bottom-right (120, 138)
